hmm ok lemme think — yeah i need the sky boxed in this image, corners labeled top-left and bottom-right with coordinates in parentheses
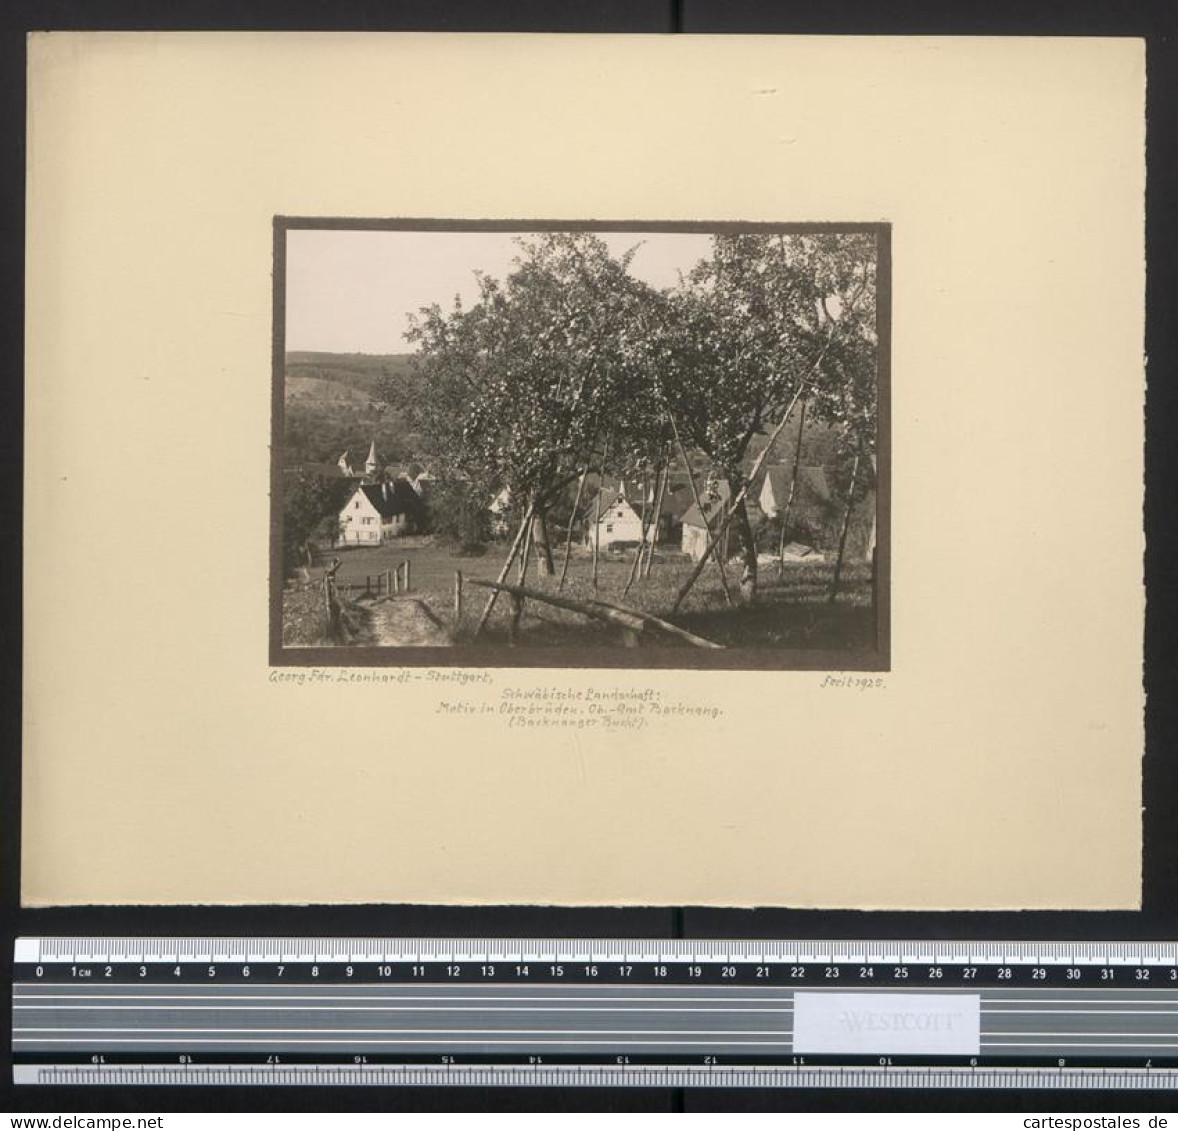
top-left (284, 229), bottom-right (716, 354)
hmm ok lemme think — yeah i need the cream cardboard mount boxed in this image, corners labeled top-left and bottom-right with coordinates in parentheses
top-left (21, 32), bottom-right (1144, 908)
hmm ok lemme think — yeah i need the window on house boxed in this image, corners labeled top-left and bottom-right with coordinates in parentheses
top-left (606, 523), bottom-right (614, 533)
top-left (354, 501), bottom-right (361, 509)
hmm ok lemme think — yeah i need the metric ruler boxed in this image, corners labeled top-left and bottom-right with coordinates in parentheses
top-left (12, 937), bottom-right (1178, 1090)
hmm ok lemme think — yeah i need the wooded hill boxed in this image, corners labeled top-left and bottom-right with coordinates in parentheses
top-left (283, 350), bottom-right (853, 485)
top-left (283, 352), bottom-right (421, 468)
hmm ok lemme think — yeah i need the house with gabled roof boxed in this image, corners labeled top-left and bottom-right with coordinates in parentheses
top-left (581, 481), bottom-right (655, 552)
top-left (338, 478), bottom-right (425, 545)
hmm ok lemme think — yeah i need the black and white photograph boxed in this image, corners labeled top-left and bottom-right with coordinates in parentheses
top-left (273, 222), bottom-right (889, 667)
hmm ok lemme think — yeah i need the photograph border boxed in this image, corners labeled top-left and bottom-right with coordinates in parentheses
top-left (268, 217), bottom-right (892, 671)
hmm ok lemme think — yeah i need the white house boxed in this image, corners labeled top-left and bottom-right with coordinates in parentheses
top-left (338, 480), bottom-right (422, 546)
top-left (583, 483), bottom-right (656, 552)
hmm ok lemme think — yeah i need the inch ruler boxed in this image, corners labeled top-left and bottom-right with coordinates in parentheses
top-left (12, 937), bottom-right (1178, 1090)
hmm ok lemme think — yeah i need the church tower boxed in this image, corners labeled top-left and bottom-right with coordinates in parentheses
top-left (365, 440), bottom-right (378, 479)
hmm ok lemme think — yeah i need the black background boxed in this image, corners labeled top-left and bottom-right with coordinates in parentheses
top-left (1, 0), bottom-right (1175, 1113)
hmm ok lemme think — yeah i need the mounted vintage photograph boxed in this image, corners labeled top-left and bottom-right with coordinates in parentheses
top-left (271, 222), bottom-right (889, 668)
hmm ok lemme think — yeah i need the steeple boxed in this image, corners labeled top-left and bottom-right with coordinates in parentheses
top-left (365, 440), bottom-right (378, 478)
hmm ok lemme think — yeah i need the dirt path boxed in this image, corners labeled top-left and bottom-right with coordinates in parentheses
top-left (358, 597), bottom-right (452, 647)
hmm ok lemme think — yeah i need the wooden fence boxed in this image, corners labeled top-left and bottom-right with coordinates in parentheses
top-left (328, 560), bottom-right (413, 600)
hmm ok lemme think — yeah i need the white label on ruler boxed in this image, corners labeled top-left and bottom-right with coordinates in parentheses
top-left (793, 992), bottom-right (980, 1055)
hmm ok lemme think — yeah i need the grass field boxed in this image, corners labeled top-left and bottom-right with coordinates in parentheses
top-left (285, 536), bottom-right (877, 652)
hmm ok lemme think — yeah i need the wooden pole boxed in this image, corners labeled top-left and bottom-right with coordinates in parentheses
top-left (404, 559), bottom-right (411, 592)
top-left (473, 499), bottom-right (537, 638)
top-left (666, 414), bottom-right (734, 607)
top-left (828, 446), bottom-right (862, 603)
top-left (454, 570), bottom-right (464, 623)
top-left (591, 442), bottom-right (609, 591)
top-left (557, 468), bottom-right (588, 592)
top-left (518, 507), bottom-right (534, 584)
top-left (622, 468), bottom-right (651, 599)
top-left (778, 396), bottom-right (808, 576)
top-left (643, 447), bottom-right (670, 578)
top-left (466, 577), bottom-right (723, 649)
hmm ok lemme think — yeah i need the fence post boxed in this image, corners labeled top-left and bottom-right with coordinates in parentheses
top-left (365, 575), bottom-right (371, 598)
top-left (508, 591), bottom-right (522, 645)
top-left (454, 570), bottom-right (463, 622)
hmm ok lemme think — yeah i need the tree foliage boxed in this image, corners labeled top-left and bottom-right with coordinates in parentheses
top-left (283, 471), bottom-right (336, 569)
top-left (389, 234), bottom-right (667, 568)
top-left (649, 232), bottom-right (877, 597)
top-left (386, 229), bottom-right (878, 600)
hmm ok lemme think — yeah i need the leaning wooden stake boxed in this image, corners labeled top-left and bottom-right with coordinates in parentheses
top-left (778, 396), bottom-right (808, 576)
top-left (466, 578), bottom-right (723, 649)
top-left (591, 445), bottom-right (609, 591)
top-left (642, 452), bottom-right (670, 578)
top-left (828, 446), bottom-right (862, 604)
top-left (473, 499), bottom-right (537, 638)
top-left (557, 468), bottom-right (588, 592)
top-left (622, 468), bottom-right (651, 599)
top-left (666, 414), bottom-right (734, 608)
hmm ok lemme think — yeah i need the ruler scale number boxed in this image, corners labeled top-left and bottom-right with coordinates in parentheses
top-left (12, 938), bottom-right (1178, 1090)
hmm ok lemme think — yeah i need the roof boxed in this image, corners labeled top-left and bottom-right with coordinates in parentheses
top-left (583, 475), bottom-right (703, 524)
top-left (353, 479), bottom-right (424, 519)
top-left (661, 482), bottom-right (696, 522)
top-left (584, 488), bottom-right (639, 525)
top-left (761, 465), bottom-right (832, 507)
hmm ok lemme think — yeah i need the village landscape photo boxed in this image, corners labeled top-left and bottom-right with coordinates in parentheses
top-left (274, 223), bottom-right (887, 666)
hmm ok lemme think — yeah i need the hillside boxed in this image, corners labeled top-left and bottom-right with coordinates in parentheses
top-left (283, 352), bottom-right (422, 468)
top-left (281, 351), bottom-right (870, 500)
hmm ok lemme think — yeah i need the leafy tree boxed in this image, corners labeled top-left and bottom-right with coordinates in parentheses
top-left (389, 233), bottom-right (657, 576)
top-left (283, 471), bottom-right (335, 570)
top-left (658, 232), bottom-right (877, 601)
top-left (428, 477), bottom-right (493, 551)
